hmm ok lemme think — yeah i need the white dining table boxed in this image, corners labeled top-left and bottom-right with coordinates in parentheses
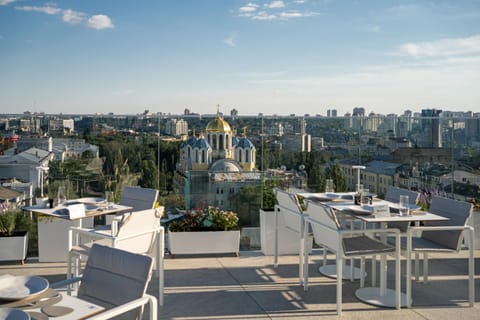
top-left (24, 198), bottom-right (132, 262)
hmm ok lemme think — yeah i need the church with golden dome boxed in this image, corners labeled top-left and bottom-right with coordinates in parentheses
top-left (177, 107), bottom-right (260, 210)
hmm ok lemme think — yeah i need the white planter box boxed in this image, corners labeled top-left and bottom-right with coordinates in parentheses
top-left (168, 230), bottom-right (240, 256)
top-left (260, 208), bottom-right (313, 256)
top-left (0, 231), bottom-right (28, 264)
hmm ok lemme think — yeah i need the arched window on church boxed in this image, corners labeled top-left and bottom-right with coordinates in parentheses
top-left (246, 149), bottom-right (249, 162)
top-left (201, 150), bottom-right (205, 163)
top-left (195, 150), bottom-right (199, 163)
top-left (212, 135), bottom-right (217, 149)
top-left (219, 135), bottom-right (224, 150)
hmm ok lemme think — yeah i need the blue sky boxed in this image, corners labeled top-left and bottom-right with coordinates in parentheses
top-left (1, 0), bottom-right (479, 116)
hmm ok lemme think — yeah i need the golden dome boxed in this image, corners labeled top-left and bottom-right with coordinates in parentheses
top-left (206, 106), bottom-right (232, 133)
top-left (206, 117), bottom-right (231, 133)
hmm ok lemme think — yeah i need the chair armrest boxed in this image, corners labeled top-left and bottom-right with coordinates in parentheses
top-left (408, 225), bottom-right (473, 233)
top-left (70, 226), bottom-right (112, 240)
top-left (340, 228), bottom-right (400, 237)
top-left (86, 294), bottom-right (157, 320)
top-left (50, 276), bottom-right (82, 289)
top-left (112, 227), bottom-right (162, 243)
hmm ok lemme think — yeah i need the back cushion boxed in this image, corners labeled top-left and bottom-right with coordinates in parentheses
top-left (78, 244), bottom-right (153, 319)
top-left (422, 196), bottom-right (473, 250)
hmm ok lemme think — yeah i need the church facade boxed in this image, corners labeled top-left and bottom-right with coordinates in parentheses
top-left (177, 108), bottom-right (260, 210)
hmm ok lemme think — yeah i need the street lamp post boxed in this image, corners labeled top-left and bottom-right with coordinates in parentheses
top-left (352, 165), bottom-right (366, 192)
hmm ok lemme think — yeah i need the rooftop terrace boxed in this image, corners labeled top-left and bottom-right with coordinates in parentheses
top-left (2, 249), bottom-right (479, 319)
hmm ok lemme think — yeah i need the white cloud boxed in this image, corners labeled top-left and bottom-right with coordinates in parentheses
top-left (279, 11), bottom-right (319, 19)
top-left (369, 25), bottom-right (381, 33)
top-left (239, 3), bottom-right (258, 13)
top-left (265, 1), bottom-right (285, 9)
top-left (14, 5), bottom-right (114, 30)
top-left (293, 0), bottom-right (305, 3)
top-left (86, 15), bottom-right (114, 30)
top-left (239, 2), bottom-right (319, 21)
top-left (0, 0), bottom-right (19, 5)
top-left (0, 0), bottom-right (17, 5)
top-left (399, 35), bottom-right (480, 58)
top-left (15, 5), bottom-right (62, 15)
top-left (252, 11), bottom-right (277, 20)
top-left (224, 33), bottom-right (236, 47)
top-left (62, 9), bottom-right (85, 25)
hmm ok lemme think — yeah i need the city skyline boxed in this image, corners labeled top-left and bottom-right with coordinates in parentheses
top-left (1, 0), bottom-right (479, 116)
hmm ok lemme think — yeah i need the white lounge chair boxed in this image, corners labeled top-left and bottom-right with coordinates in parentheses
top-left (405, 196), bottom-right (474, 307)
top-left (68, 208), bottom-right (165, 306)
top-left (54, 244), bottom-right (157, 320)
top-left (273, 188), bottom-right (309, 285)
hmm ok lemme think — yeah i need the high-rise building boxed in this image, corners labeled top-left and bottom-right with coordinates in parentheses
top-left (421, 109), bottom-right (442, 148)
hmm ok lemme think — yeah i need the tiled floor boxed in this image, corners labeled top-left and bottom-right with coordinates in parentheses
top-left (1, 249), bottom-right (479, 319)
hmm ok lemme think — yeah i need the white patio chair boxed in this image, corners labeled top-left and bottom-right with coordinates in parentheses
top-left (273, 188), bottom-right (309, 285)
top-left (104, 186), bottom-right (159, 225)
top-left (405, 196), bottom-right (474, 307)
top-left (53, 243), bottom-right (157, 320)
top-left (68, 207), bottom-right (165, 306)
top-left (303, 200), bottom-right (401, 315)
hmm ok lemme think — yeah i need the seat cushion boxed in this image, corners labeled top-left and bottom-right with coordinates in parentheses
top-left (343, 235), bottom-right (395, 257)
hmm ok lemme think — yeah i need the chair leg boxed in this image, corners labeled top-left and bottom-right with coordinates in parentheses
top-left (414, 252), bottom-right (420, 281)
top-left (371, 254), bottom-right (376, 287)
top-left (67, 253), bottom-right (72, 295)
top-left (336, 255), bottom-right (343, 315)
top-left (303, 222), bottom-right (309, 291)
top-left (468, 238), bottom-right (475, 307)
top-left (148, 295), bottom-right (158, 320)
top-left (360, 257), bottom-right (365, 288)
top-left (299, 234), bottom-right (304, 286)
top-left (406, 237), bottom-right (412, 308)
top-left (395, 236), bottom-right (401, 310)
top-left (423, 252), bottom-right (429, 283)
top-left (322, 247), bottom-right (327, 266)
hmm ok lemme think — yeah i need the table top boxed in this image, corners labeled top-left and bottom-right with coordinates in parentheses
top-left (24, 198), bottom-right (133, 220)
top-left (299, 192), bottom-right (448, 223)
top-left (1, 288), bottom-right (105, 319)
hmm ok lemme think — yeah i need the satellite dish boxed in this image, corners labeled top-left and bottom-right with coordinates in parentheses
top-left (280, 165), bottom-right (286, 171)
top-left (299, 164), bottom-right (305, 171)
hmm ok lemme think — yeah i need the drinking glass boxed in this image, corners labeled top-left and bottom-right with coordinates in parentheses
top-left (105, 191), bottom-right (114, 209)
top-left (57, 186), bottom-right (67, 206)
top-left (361, 188), bottom-right (371, 205)
top-left (399, 195), bottom-right (409, 216)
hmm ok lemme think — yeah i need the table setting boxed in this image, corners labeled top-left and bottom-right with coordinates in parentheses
top-left (0, 274), bottom-right (71, 319)
top-left (0, 274), bottom-right (102, 319)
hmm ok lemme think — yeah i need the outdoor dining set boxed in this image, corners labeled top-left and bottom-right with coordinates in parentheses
top-left (273, 185), bottom-right (475, 315)
top-left (0, 186), bottom-right (163, 319)
top-left (0, 183), bottom-right (476, 318)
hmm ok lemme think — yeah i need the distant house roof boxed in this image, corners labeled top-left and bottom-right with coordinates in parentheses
top-left (0, 186), bottom-right (22, 202)
top-left (0, 147), bottom-right (49, 165)
top-left (364, 160), bottom-right (401, 176)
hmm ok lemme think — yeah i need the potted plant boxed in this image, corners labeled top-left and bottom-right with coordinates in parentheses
top-left (168, 206), bottom-right (240, 257)
top-left (0, 204), bottom-right (32, 264)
